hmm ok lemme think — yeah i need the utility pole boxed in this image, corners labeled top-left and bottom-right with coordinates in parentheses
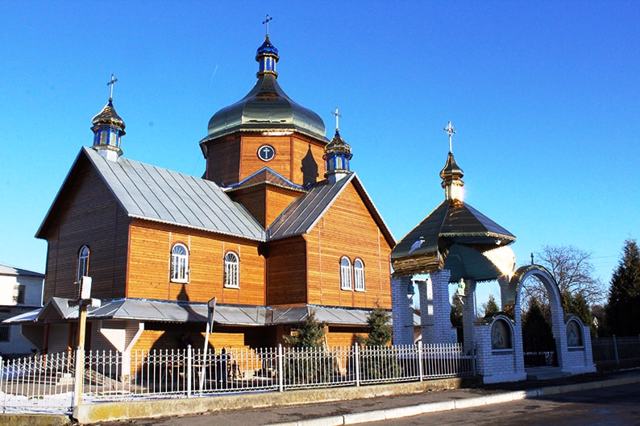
top-left (73, 276), bottom-right (92, 410)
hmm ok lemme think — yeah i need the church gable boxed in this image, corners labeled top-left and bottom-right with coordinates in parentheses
top-left (304, 178), bottom-right (393, 310)
top-left (38, 151), bottom-right (129, 302)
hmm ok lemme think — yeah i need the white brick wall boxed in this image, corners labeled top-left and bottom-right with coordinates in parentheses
top-left (391, 276), bottom-right (414, 345)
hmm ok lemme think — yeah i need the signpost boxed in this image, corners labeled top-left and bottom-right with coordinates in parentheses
top-left (73, 276), bottom-right (92, 410)
top-left (199, 297), bottom-right (217, 393)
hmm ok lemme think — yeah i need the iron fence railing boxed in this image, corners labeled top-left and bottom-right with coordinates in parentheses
top-left (592, 335), bottom-right (640, 368)
top-left (0, 342), bottom-right (475, 413)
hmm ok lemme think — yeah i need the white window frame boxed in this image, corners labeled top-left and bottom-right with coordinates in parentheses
top-left (340, 256), bottom-right (353, 290)
top-left (76, 245), bottom-right (90, 283)
top-left (224, 251), bottom-right (240, 289)
top-left (170, 243), bottom-right (189, 283)
top-left (354, 258), bottom-right (365, 292)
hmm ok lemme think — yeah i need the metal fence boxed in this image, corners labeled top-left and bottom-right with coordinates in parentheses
top-left (0, 342), bottom-right (475, 413)
top-left (592, 335), bottom-right (640, 369)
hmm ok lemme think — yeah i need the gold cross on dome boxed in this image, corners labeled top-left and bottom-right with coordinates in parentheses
top-left (444, 121), bottom-right (456, 153)
top-left (262, 14), bottom-right (273, 36)
top-left (107, 74), bottom-right (118, 101)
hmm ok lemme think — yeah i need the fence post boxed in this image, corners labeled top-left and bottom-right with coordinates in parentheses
top-left (72, 348), bottom-right (84, 409)
top-left (612, 335), bottom-right (620, 366)
top-left (472, 345), bottom-right (477, 376)
top-left (418, 341), bottom-right (424, 381)
top-left (186, 345), bottom-right (192, 398)
top-left (354, 344), bottom-right (360, 387)
top-left (277, 344), bottom-right (284, 392)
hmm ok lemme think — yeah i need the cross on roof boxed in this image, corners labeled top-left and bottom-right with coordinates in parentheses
top-left (333, 107), bottom-right (342, 131)
top-left (444, 121), bottom-right (456, 153)
top-left (107, 74), bottom-right (118, 101)
top-left (262, 14), bottom-right (273, 36)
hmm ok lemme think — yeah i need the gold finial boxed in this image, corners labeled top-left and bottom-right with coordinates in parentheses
top-left (262, 14), bottom-right (273, 37)
top-left (333, 107), bottom-right (342, 131)
top-left (107, 74), bottom-right (118, 101)
top-left (444, 121), bottom-right (456, 153)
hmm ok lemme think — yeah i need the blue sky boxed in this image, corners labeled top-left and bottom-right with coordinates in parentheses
top-left (0, 1), bottom-right (638, 302)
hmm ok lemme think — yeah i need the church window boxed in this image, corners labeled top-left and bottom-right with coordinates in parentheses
top-left (76, 245), bottom-right (90, 283)
top-left (224, 251), bottom-right (239, 288)
top-left (170, 243), bottom-right (189, 283)
top-left (340, 257), bottom-right (352, 290)
top-left (354, 258), bottom-right (365, 291)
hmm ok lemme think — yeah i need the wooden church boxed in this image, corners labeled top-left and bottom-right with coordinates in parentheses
top-left (18, 34), bottom-right (397, 354)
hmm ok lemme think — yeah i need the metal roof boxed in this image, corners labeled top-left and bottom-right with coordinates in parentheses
top-left (267, 174), bottom-right (354, 240)
top-left (202, 73), bottom-right (327, 144)
top-left (38, 148), bottom-right (266, 241)
top-left (225, 167), bottom-right (305, 193)
top-left (0, 264), bottom-right (44, 278)
top-left (4, 298), bottom-right (420, 327)
top-left (391, 199), bottom-right (516, 277)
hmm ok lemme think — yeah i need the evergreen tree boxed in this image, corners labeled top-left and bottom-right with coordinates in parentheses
top-left (364, 307), bottom-right (392, 346)
top-left (606, 239), bottom-right (640, 336)
top-left (562, 291), bottom-right (593, 328)
top-left (522, 297), bottom-right (555, 352)
top-left (284, 312), bottom-right (325, 348)
top-left (482, 295), bottom-right (500, 319)
top-left (450, 294), bottom-right (463, 328)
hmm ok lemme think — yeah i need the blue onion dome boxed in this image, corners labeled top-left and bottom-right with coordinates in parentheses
top-left (202, 36), bottom-right (326, 145)
top-left (256, 36), bottom-right (279, 62)
top-left (91, 99), bottom-right (126, 134)
top-left (324, 130), bottom-right (352, 158)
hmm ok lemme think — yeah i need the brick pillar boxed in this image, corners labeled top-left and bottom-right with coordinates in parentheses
top-left (426, 270), bottom-right (455, 343)
top-left (416, 280), bottom-right (433, 344)
top-left (498, 277), bottom-right (515, 310)
top-left (391, 276), bottom-right (414, 345)
top-left (461, 279), bottom-right (477, 354)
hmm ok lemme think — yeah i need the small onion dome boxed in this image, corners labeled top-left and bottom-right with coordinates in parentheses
top-left (324, 129), bottom-right (352, 158)
top-left (91, 99), bottom-right (126, 135)
top-left (439, 152), bottom-right (463, 187)
top-left (256, 36), bottom-right (279, 60)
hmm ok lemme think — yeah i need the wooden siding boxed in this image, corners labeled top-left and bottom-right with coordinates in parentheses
top-left (239, 135), bottom-right (292, 183)
top-left (305, 182), bottom-right (392, 309)
top-left (126, 220), bottom-right (265, 305)
top-left (265, 186), bottom-right (300, 227)
top-left (42, 159), bottom-right (128, 302)
top-left (206, 132), bottom-right (327, 187)
top-left (326, 327), bottom-right (368, 348)
top-left (204, 134), bottom-right (241, 186)
top-left (291, 135), bottom-right (326, 186)
top-left (228, 186), bottom-right (266, 226)
top-left (266, 237), bottom-right (307, 305)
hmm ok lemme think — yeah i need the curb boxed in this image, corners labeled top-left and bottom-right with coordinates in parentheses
top-left (269, 375), bottom-right (640, 426)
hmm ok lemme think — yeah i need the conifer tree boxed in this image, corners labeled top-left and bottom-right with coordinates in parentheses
top-left (522, 297), bottom-right (555, 352)
top-left (284, 312), bottom-right (325, 348)
top-left (482, 294), bottom-right (500, 319)
top-left (606, 239), bottom-right (640, 336)
top-left (364, 307), bottom-right (392, 346)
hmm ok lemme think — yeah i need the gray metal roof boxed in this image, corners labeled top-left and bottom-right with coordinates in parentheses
top-left (267, 174), bottom-right (354, 240)
top-left (55, 148), bottom-right (266, 241)
top-left (5, 298), bottom-right (420, 327)
top-left (0, 263), bottom-right (44, 278)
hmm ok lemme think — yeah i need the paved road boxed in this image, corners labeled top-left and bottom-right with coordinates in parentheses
top-left (367, 383), bottom-right (640, 426)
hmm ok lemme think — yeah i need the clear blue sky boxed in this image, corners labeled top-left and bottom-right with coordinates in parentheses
top-left (1, 1), bottom-right (638, 300)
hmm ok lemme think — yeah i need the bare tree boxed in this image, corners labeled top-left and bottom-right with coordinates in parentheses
top-left (524, 245), bottom-right (604, 306)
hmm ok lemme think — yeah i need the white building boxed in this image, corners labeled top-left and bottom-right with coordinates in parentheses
top-left (0, 264), bottom-right (44, 356)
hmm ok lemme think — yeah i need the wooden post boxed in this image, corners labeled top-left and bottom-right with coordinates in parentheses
top-left (72, 276), bottom-right (92, 411)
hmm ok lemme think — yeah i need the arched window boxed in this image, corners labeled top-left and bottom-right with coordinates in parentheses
top-left (224, 252), bottom-right (239, 288)
top-left (354, 258), bottom-right (365, 291)
top-left (76, 245), bottom-right (90, 283)
top-left (340, 256), bottom-right (352, 290)
top-left (170, 243), bottom-right (189, 283)
top-left (567, 319), bottom-right (584, 348)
